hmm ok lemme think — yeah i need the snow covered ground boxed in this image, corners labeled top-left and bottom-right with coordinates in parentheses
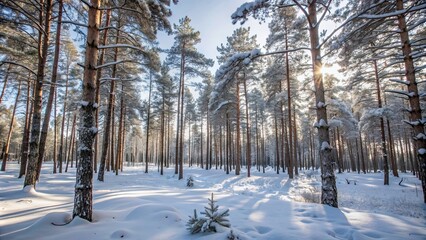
top-left (1, 162), bottom-right (425, 240)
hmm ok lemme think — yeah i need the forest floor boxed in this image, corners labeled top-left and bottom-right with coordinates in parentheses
top-left (1, 162), bottom-right (425, 240)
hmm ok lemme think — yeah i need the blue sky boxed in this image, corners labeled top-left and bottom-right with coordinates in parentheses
top-left (157, 0), bottom-right (270, 72)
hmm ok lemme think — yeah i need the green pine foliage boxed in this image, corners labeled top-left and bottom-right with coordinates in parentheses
top-left (186, 193), bottom-right (231, 234)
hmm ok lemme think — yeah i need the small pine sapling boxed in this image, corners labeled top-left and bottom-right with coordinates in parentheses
top-left (186, 209), bottom-right (204, 234)
top-left (187, 176), bottom-right (194, 187)
top-left (227, 229), bottom-right (240, 240)
top-left (186, 193), bottom-right (231, 234)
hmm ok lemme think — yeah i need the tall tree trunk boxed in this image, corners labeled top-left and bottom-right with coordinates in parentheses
top-left (396, 0), bottom-right (426, 202)
top-left (308, 2), bottom-right (337, 207)
top-left (284, 20), bottom-right (294, 179)
top-left (94, 9), bottom-right (111, 174)
top-left (58, 61), bottom-right (70, 174)
top-left (1, 80), bottom-right (21, 171)
top-left (160, 91), bottom-right (165, 175)
top-left (373, 59), bottom-right (389, 185)
top-left (175, 44), bottom-right (185, 175)
top-left (293, 106), bottom-right (299, 175)
top-left (243, 75), bottom-right (251, 177)
top-left (72, 0), bottom-right (100, 221)
top-left (206, 112), bottom-right (210, 170)
top-left (0, 65), bottom-right (11, 105)
top-left (98, 15), bottom-right (120, 181)
top-left (386, 118), bottom-right (398, 177)
top-left (24, 0), bottom-right (53, 188)
top-left (110, 103), bottom-right (115, 171)
top-left (226, 112), bottom-right (230, 174)
top-left (115, 84), bottom-right (125, 175)
top-left (178, 45), bottom-right (186, 180)
top-left (53, 89), bottom-right (57, 173)
top-left (274, 113), bottom-right (280, 174)
top-left (19, 76), bottom-right (32, 178)
top-left (235, 80), bottom-right (241, 175)
top-left (145, 72), bottom-right (153, 173)
top-left (36, 0), bottom-right (63, 180)
top-left (65, 113), bottom-right (76, 172)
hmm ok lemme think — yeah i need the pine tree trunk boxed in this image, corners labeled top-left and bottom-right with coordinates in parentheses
top-left (160, 92), bottom-right (165, 175)
top-left (308, 2), bottom-right (337, 207)
top-left (145, 72), bottom-right (153, 173)
top-left (115, 84), bottom-right (125, 175)
top-left (284, 21), bottom-right (294, 178)
top-left (396, 0), bottom-right (426, 202)
top-left (226, 112), bottom-right (230, 174)
top-left (53, 89), bottom-right (57, 173)
top-left (19, 76), bottom-right (32, 178)
top-left (98, 16), bottom-right (120, 181)
top-left (94, 9), bottom-right (111, 174)
top-left (65, 113), bottom-right (76, 172)
top-left (387, 118), bottom-right (399, 176)
top-left (243, 75), bottom-right (251, 177)
top-left (283, 117), bottom-right (289, 173)
top-left (58, 62), bottom-right (70, 174)
top-left (206, 112), bottom-right (210, 170)
top-left (178, 46), bottom-right (186, 180)
top-left (110, 103), bottom-right (115, 171)
top-left (373, 59), bottom-right (389, 185)
top-left (24, 0), bottom-right (53, 188)
top-left (274, 113), bottom-right (280, 174)
top-left (235, 80), bottom-right (241, 175)
top-left (293, 106), bottom-right (299, 175)
top-left (1, 80), bottom-right (21, 171)
top-left (72, 0), bottom-right (100, 221)
top-left (0, 65), bottom-right (11, 105)
top-left (36, 0), bottom-right (63, 180)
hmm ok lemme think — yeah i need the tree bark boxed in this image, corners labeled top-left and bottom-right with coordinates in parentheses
top-left (115, 83), bottom-right (125, 175)
top-left (373, 59), bottom-right (389, 185)
top-left (243, 74), bottom-right (251, 177)
top-left (65, 113), bottom-right (76, 172)
top-left (98, 15), bottom-right (120, 181)
top-left (94, 9), bottom-right (112, 174)
top-left (308, 1), bottom-right (337, 207)
top-left (72, 0), bottom-right (100, 222)
top-left (1, 80), bottom-right (21, 171)
top-left (396, 0), bottom-right (426, 203)
top-left (36, 0), bottom-right (63, 180)
top-left (24, 0), bottom-right (53, 188)
top-left (145, 72), bottom-right (153, 173)
top-left (235, 79), bottom-right (241, 175)
top-left (0, 65), bottom-right (11, 105)
top-left (19, 75), bottom-right (32, 178)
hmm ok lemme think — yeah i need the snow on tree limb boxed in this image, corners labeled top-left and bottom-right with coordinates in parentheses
top-left (61, 21), bottom-right (88, 28)
top-left (215, 49), bottom-right (262, 83)
top-left (388, 78), bottom-right (410, 86)
top-left (403, 119), bottom-right (426, 127)
top-left (98, 44), bottom-right (146, 51)
top-left (385, 89), bottom-right (416, 98)
top-left (0, 61), bottom-right (36, 75)
top-left (231, 0), bottom-right (271, 24)
top-left (358, 3), bottom-right (426, 19)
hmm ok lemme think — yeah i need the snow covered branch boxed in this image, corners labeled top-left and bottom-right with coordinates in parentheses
top-left (0, 61), bottom-right (36, 75)
top-left (388, 79), bottom-right (410, 86)
top-left (95, 59), bottom-right (137, 69)
top-left (61, 21), bottom-right (88, 28)
top-left (98, 44), bottom-right (145, 52)
top-left (358, 3), bottom-right (426, 19)
top-left (403, 118), bottom-right (426, 127)
top-left (314, 119), bottom-right (329, 129)
top-left (385, 90), bottom-right (415, 98)
top-left (231, 0), bottom-right (271, 24)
